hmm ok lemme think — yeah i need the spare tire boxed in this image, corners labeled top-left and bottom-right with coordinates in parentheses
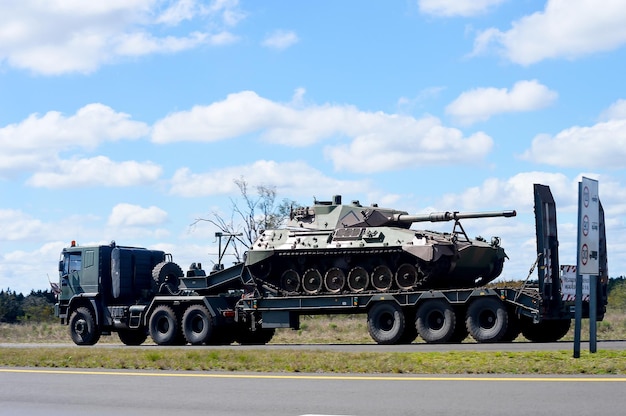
top-left (152, 261), bottom-right (183, 294)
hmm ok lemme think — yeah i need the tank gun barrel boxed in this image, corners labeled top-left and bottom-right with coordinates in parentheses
top-left (393, 210), bottom-right (516, 223)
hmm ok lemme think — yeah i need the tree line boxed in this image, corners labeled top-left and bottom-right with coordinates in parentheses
top-left (0, 289), bottom-right (57, 323)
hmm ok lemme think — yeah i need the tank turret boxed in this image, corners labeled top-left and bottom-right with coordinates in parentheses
top-left (245, 196), bottom-right (516, 295)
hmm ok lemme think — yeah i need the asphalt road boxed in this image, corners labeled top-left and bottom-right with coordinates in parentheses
top-left (1, 367), bottom-right (625, 416)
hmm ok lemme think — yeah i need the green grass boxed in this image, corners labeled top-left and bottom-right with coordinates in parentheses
top-left (2, 312), bottom-right (626, 375)
top-left (0, 347), bottom-right (625, 374)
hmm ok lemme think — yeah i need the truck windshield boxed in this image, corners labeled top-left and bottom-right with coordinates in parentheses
top-left (62, 252), bottom-right (82, 275)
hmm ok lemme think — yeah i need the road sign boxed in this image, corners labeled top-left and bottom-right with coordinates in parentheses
top-left (578, 177), bottom-right (599, 275)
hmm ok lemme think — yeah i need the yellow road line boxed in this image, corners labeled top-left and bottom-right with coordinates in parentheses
top-left (1, 368), bottom-right (626, 382)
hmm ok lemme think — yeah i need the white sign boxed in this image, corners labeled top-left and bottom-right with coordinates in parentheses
top-left (578, 177), bottom-right (599, 275)
top-left (560, 265), bottom-right (589, 301)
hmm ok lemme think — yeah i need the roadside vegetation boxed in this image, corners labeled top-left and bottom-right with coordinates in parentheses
top-left (1, 279), bottom-right (625, 374)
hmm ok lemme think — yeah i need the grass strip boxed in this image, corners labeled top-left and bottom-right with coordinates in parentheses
top-left (1, 347), bottom-right (626, 375)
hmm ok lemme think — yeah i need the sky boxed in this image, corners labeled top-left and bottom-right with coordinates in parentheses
top-left (1, 0), bottom-right (625, 295)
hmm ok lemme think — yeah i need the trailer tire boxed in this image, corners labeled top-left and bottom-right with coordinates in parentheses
top-left (69, 306), bottom-right (101, 346)
top-left (521, 319), bottom-right (571, 343)
top-left (118, 329), bottom-right (147, 346)
top-left (182, 305), bottom-right (213, 345)
top-left (466, 297), bottom-right (508, 343)
top-left (236, 327), bottom-right (276, 345)
top-left (149, 305), bottom-right (181, 345)
top-left (367, 302), bottom-right (405, 345)
top-left (415, 299), bottom-right (456, 343)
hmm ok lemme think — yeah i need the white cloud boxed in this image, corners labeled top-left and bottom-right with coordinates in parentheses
top-left (520, 99), bottom-right (626, 169)
top-left (153, 90), bottom-right (495, 173)
top-left (261, 30), bottom-right (299, 50)
top-left (446, 80), bottom-right (558, 125)
top-left (0, 104), bottom-right (150, 178)
top-left (419, 0), bottom-right (506, 17)
top-left (438, 172), bottom-right (576, 211)
top-left (324, 116), bottom-right (493, 173)
top-left (108, 203), bottom-right (168, 227)
top-left (472, 0), bottom-right (626, 65)
top-left (0, 209), bottom-right (46, 241)
top-left (0, 242), bottom-right (68, 294)
top-left (0, 0), bottom-right (244, 75)
top-left (170, 160), bottom-right (370, 198)
top-left (27, 156), bottom-right (162, 188)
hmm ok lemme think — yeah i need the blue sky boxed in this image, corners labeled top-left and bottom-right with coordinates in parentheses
top-left (1, 0), bottom-right (625, 294)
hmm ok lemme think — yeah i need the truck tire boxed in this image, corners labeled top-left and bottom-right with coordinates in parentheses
top-left (69, 306), bottom-right (101, 346)
top-left (465, 297), bottom-right (508, 343)
top-left (149, 305), bottom-right (181, 345)
top-left (415, 299), bottom-right (456, 343)
top-left (367, 302), bottom-right (405, 345)
top-left (117, 329), bottom-right (148, 346)
top-left (152, 262), bottom-right (183, 294)
top-left (182, 305), bottom-right (213, 345)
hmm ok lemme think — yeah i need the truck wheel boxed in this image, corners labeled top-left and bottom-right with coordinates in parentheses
top-left (521, 319), bottom-right (571, 342)
top-left (415, 299), bottom-right (456, 343)
top-left (117, 329), bottom-right (148, 346)
top-left (367, 302), bottom-right (405, 345)
top-left (149, 305), bottom-right (181, 345)
top-left (69, 307), bottom-right (101, 346)
top-left (182, 305), bottom-right (213, 345)
top-left (465, 297), bottom-right (508, 343)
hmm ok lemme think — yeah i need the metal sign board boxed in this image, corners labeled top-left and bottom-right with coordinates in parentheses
top-left (578, 177), bottom-right (599, 275)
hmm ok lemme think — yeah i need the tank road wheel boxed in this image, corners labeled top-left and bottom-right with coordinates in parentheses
top-left (324, 267), bottom-right (346, 293)
top-left (302, 268), bottom-right (323, 294)
top-left (465, 297), bottom-right (508, 343)
top-left (371, 265), bottom-right (393, 291)
top-left (367, 302), bottom-right (406, 345)
top-left (395, 263), bottom-right (418, 290)
top-left (152, 261), bottom-right (183, 294)
top-left (415, 300), bottom-right (456, 343)
top-left (69, 307), bottom-right (101, 346)
top-left (182, 305), bottom-right (214, 345)
top-left (280, 269), bottom-right (300, 293)
top-left (117, 329), bottom-right (148, 346)
top-left (347, 266), bottom-right (369, 292)
top-left (520, 319), bottom-right (571, 343)
top-left (149, 305), bottom-right (181, 345)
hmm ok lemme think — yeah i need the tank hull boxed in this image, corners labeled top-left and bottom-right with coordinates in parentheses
top-left (245, 225), bottom-right (507, 295)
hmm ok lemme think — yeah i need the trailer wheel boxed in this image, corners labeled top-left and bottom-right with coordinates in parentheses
top-left (448, 307), bottom-right (469, 343)
top-left (367, 302), bottom-right (405, 345)
top-left (236, 328), bottom-right (276, 345)
top-left (182, 305), bottom-right (213, 345)
top-left (415, 299), bottom-right (456, 343)
top-left (520, 319), bottom-right (571, 342)
top-left (117, 329), bottom-right (147, 346)
top-left (149, 305), bottom-right (181, 345)
top-left (465, 297), bottom-right (508, 343)
top-left (69, 307), bottom-right (101, 346)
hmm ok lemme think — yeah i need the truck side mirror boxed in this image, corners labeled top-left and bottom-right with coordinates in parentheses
top-left (58, 260), bottom-right (64, 273)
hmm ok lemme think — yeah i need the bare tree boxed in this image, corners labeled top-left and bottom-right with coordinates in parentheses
top-left (192, 178), bottom-right (298, 265)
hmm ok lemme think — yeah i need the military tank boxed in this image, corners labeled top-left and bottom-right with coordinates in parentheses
top-left (244, 196), bottom-right (516, 295)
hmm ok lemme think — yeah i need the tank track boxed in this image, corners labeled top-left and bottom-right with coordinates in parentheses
top-left (247, 247), bottom-right (451, 296)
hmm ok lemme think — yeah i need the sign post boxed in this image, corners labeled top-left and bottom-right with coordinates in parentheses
top-left (574, 177), bottom-right (599, 358)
